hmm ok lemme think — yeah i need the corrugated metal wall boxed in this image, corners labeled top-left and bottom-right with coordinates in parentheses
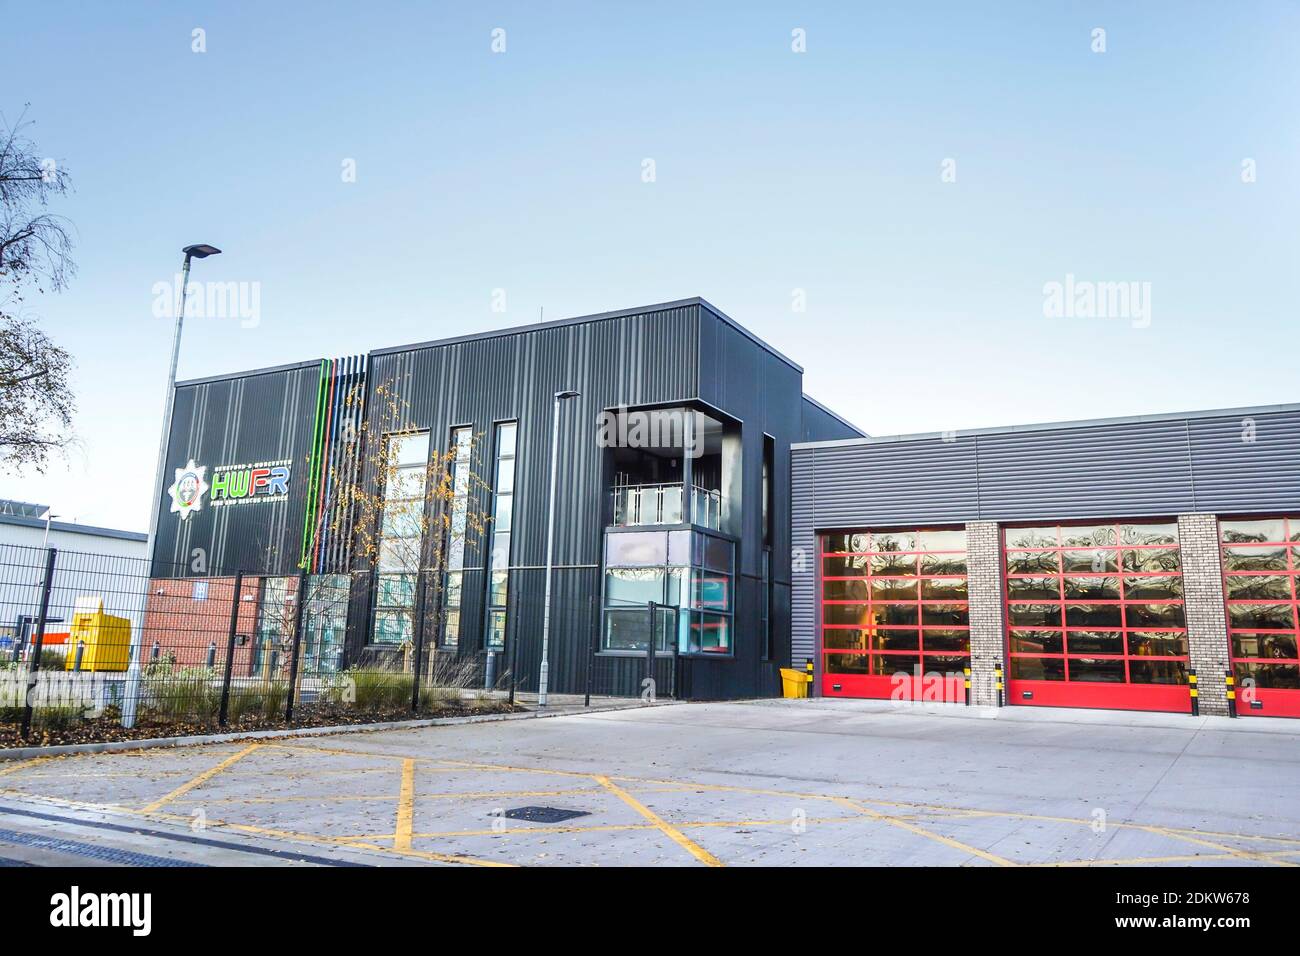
top-left (790, 405), bottom-right (1300, 665)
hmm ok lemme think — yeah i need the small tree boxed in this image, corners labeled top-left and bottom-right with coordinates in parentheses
top-left (0, 108), bottom-right (76, 473)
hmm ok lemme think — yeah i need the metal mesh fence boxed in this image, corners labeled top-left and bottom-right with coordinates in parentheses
top-left (0, 546), bottom-right (677, 744)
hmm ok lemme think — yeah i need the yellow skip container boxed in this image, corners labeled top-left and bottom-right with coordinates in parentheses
top-left (779, 667), bottom-right (811, 699)
top-left (64, 601), bottom-right (131, 672)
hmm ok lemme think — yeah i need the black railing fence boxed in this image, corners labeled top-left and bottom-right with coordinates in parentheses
top-left (0, 545), bottom-right (678, 741)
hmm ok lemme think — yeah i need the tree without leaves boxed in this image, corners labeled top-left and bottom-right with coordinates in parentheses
top-left (0, 107), bottom-right (76, 473)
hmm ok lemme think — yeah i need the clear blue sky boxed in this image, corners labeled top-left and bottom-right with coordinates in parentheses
top-left (2, 1), bottom-right (1297, 530)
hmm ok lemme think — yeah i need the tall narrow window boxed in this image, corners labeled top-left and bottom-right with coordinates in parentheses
top-left (484, 422), bottom-right (517, 650)
top-left (761, 435), bottom-right (775, 661)
top-left (441, 427), bottom-right (472, 647)
top-left (372, 431), bottom-right (429, 644)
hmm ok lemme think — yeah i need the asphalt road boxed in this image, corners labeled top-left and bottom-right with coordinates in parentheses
top-left (1, 699), bottom-right (1297, 867)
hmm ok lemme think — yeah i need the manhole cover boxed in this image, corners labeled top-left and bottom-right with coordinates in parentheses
top-left (501, 806), bottom-right (591, 824)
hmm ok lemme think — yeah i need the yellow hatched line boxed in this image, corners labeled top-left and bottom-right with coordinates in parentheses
top-left (139, 744), bottom-right (261, 813)
top-left (394, 759), bottom-right (415, 851)
top-left (0, 757), bottom-right (49, 778)
top-left (594, 775), bottom-right (724, 867)
top-left (831, 796), bottom-right (1016, 867)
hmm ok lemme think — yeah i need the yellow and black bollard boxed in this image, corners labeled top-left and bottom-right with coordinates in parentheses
top-left (995, 660), bottom-right (1004, 707)
top-left (1188, 668), bottom-right (1198, 717)
top-left (805, 659), bottom-right (814, 697)
top-left (1225, 671), bottom-right (1237, 718)
top-left (963, 666), bottom-right (971, 706)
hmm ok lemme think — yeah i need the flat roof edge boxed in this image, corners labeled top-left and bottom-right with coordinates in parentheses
top-left (0, 513), bottom-right (148, 542)
top-left (176, 359), bottom-right (324, 389)
top-left (792, 401), bottom-right (1300, 450)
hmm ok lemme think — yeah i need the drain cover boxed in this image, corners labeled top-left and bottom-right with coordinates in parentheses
top-left (501, 806), bottom-right (591, 824)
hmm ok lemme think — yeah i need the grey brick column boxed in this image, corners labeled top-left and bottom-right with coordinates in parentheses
top-left (1177, 513), bottom-right (1231, 716)
top-left (966, 521), bottom-right (1006, 707)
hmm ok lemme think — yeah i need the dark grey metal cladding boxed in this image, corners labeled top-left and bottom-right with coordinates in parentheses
top-left (153, 362), bottom-right (320, 576)
top-left (358, 303), bottom-right (702, 692)
top-left (789, 404), bottom-right (1300, 665)
top-left (800, 395), bottom-right (864, 443)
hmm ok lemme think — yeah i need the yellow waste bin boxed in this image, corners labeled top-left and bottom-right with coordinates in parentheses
top-left (64, 608), bottom-right (131, 672)
top-left (780, 667), bottom-right (811, 699)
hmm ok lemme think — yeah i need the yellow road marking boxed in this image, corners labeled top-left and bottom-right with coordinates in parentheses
top-left (395, 759), bottom-right (415, 851)
top-left (832, 796), bottom-right (1015, 867)
top-left (0, 757), bottom-right (48, 777)
top-left (594, 775), bottom-right (724, 867)
top-left (139, 744), bottom-right (260, 813)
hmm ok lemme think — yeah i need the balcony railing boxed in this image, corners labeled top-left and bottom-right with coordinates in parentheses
top-left (611, 482), bottom-right (722, 531)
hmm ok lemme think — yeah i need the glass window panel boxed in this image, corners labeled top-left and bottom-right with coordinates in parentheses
top-left (870, 578), bottom-right (917, 602)
top-left (1120, 523), bottom-right (1178, 546)
top-left (488, 570), bottom-right (508, 607)
top-left (870, 531), bottom-right (915, 552)
top-left (702, 536), bottom-right (733, 572)
top-left (1005, 527), bottom-right (1057, 550)
top-left (605, 531), bottom-right (667, 567)
top-left (496, 423), bottom-right (517, 458)
top-left (1006, 551), bottom-right (1059, 574)
top-left (1233, 661), bottom-right (1300, 689)
top-left (920, 553), bottom-right (967, 575)
top-left (605, 568), bottom-right (665, 608)
top-left (923, 654), bottom-right (970, 675)
top-left (921, 604), bottom-right (968, 627)
top-left (876, 630), bottom-right (920, 651)
top-left (870, 604), bottom-right (920, 627)
top-left (1065, 630), bottom-right (1122, 655)
top-left (1061, 549), bottom-right (1118, 573)
top-left (1225, 575), bottom-right (1290, 601)
top-left (825, 653), bottom-right (869, 674)
top-left (442, 609), bottom-right (459, 647)
top-left (871, 654), bottom-right (920, 676)
top-left (1123, 548), bottom-right (1181, 573)
top-left (871, 553), bottom-right (917, 576)
top-left (605, 609), bottom-right (652, 651)
top-left (824, 629), bottom-right (870, 651)
top-left (486, 610), bottom-right (506, 650)
top-left (1007, 576), bottom-right (1059, 600)
top-left (1124, 603), bottom-right (1185, 628)
top-left (1063, 576), bottom-right (1120, 600)
top-left (377, 573), bottom-right (415, 607)
top-left (1011, 657), bottom-right (1065, 681)
top-left (1011, 630), bottom-right (1063, 654)
top-left (823, 555), bottom-right (869, 576)
top-left (1127, 631), bottom-right (1189, 657)
top-left (1231, 632), bottom-right (1298, 660)
top-left (922, 629), bottom-right (969, 652)
top-left (381, 502), bottom-right (424, 539)
top-left (694, 573), bottom-right (731, 612)
top-left (378, 538), bottom-right (419, 573)
top-left (490, 532), bottom-right (510, 569)
top-left (1008, 604), bottom-right (1061, 627)
top-left (921, 577), bottom-right (967, 600)
top-left (1220, 519), bottom-right (1288, 544)
top-left (1123, 575), bottom-right (1183, 600)
top-left (444, 571), bottom-right (462, 607)
top-left (1069, 658), bottom-right (1126, 683)
top-left (391, 432), bottom-right (429, 467)
top-left (668, 530), bottom-right (692, 566)
top-left (1061, 525), bottom-right (1118, 548)
top-left (915, 530), bottom-right (966, 551)
top-left (823, 604), bottom-right (873, 626)
top-left (1228, 603), bottom-right (1296, 630)
top-left (493, 494), bottom-right (513, 533)
top-left (1222, 546), bottom-right (1288, 572)
top-left (1130, 660), bottom-right (1187, 685)
top-left (691, 612), bottom-right (731, 653)
top-left (822, 578), bottom-right (870, 602)
top-left (373, 610), bottom-right (412, 645)
top-left (1065, 604), bottom-right (1123, 628)
top-left (665, 568), bottom-right (687, 608)
top-left (823, 533), bottom-right (871, 553)
top-left (385, 466), bottom-right (426, 501)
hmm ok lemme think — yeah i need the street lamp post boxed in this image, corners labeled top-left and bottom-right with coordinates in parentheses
top-left (124, 244), bottom-right (221, 728)
top-left (538, 388), bottom-right (580, 707)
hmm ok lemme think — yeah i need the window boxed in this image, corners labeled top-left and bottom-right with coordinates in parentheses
top-left (1220, 517), bottom-right (1300, 692)
top-left (602, 529), bottom-right (734, 655)
top-left (254, 577), bottom-right (294, 677)
top-left (441, 427), bottom-right (472, 647)
top-left (371, 432), bottom-right (429, 645)
top-left (761, 435), bottom-right (775, 661)
top-left (1004, 522), bottom-right (1187, 684)
top-left (822, 528), bottom-right (970, 682)
top-left (483, 422), bottom-right (517, 650)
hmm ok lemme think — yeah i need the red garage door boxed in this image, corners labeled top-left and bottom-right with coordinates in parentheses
top-left (1220, 516), bottom-right (1300, 717)
top-left (1004, 521), bottom-right (1189, 713)
top-left (821, 528), bottom-right (969, 702)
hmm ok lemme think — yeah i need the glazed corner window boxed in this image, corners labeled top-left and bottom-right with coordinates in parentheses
top-left (441, 427), bottom-right (473, 647)
top-left (483, 422), bottom-right (517, 650)
top-left (1220, 516), bottom-right (1300, 693)
top-left (372, 431), bottom-right (429, 644)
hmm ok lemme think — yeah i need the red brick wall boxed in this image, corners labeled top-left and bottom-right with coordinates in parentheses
top-left (143, 576), bottom-right (264, 677)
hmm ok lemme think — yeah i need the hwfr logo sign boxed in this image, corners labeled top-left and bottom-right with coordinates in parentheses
top-left (167, 457), bottom-right (291, 520)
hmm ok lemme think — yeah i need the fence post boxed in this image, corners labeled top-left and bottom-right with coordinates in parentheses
top-left (646, 600), bottom-right (658, 702)
top-left (285, 569), bottom-right (309, 724)
top-left (218, 571), bottom-right (245, 727)
top-left (410, 568), bottom-right (429, 712)
top-left (20, 547), bottom-right (58, 739)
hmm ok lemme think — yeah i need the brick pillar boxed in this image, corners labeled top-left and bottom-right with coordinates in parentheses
top-left (1177, 513), bottom-right (1231, 716)
top-left (966, 521), bottom-right (1006, 707)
